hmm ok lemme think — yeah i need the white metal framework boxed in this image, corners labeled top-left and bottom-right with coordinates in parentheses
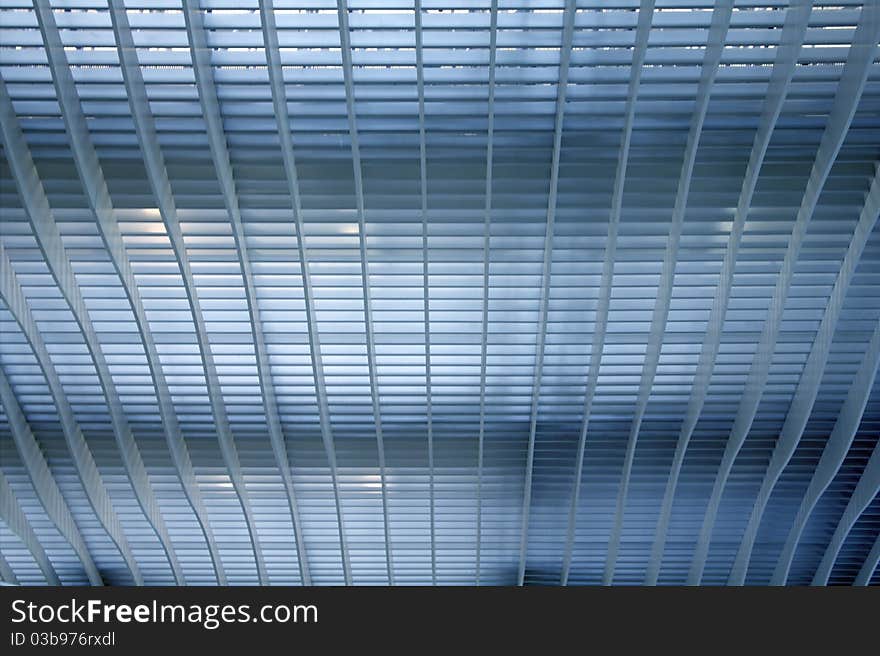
top-left (0, 0), bottom-right (878, 586)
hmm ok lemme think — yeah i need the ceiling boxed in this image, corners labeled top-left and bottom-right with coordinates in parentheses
top-left (0, 0), bottom-right (878, 586)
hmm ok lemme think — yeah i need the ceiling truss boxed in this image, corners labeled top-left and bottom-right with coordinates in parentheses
top-left (0, 0), bottom-right (878, 586)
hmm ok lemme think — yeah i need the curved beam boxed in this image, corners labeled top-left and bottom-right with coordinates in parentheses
top-left (476, 0), bottom-right (499, 585)
top-left (0, 78), bottom-right (182, 584)
top-left (603, 0), bottom-right (733, 585)
top-left (812, 438), bottom-right (880, 585)
top-left (0, 362), bottom-right (100, 585)
top-left (0, 552), bottom-right (17, 586)
top-left (854, 531), bottom-right (880, 586)
top-left (687, 2), bottom-right (880, 585)
top-left (30, 1), bottom-right (226, 584)
top-left (174, 0), bottom-right (309, 584)
top-left (0, 245), bottom-right (141, 584)
top-left (0, 470), bottom-right (60, 585)
top-left (645, 0), bottom-right (812, 585)
top-left (516, 0), bottom-right (576, 587)
top-left (730, 166), bottom-right (880, 584)
top-left (336, 0), bottom-right (395, 584)
top-left (175, 0), bottom-right (268, 586)
top-left (79, 0), bottom-right (269, 584)
top-left (560, 0), bottom-right (655, 586)
top-left (772, 317), bottom-right (880, 584)
top-left (257, 0), bottom-right (349, 585)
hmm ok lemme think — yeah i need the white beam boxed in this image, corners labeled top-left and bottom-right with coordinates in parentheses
top-left (0, 470), bottom-right (60, 585)
top-left (646, 0), bottom-right (812, 585)
top-left (414, 0), bottom-right (437, 587)
top-left (336, 0), bottom-right (395, 584)
top-left (0, 352), bottom-right (101, 585)
top-left (560, 0), bottom-right (655, 586)
top-left (76, 0), bottom-right (267, 585)
top-left (730, 165), bottom-right (880, 585)
top-left (174, 0), bottom-right (268, 586)
top-left (603, 0), bottom-right (733, 586)
top-left (772, 317), bottom-right (880, 585)
top-left (476, 0), bottom-right (499, 586)
top-left (30, 1), bottom-right (227, 584)
top-left (812, 439), bottom-right (880, 585)
top-left (178, 0), bottom-right (310, 585)
top-left (0, 244), bottom-right (141, 584)
top-left (257, 0), bottom-right (350, 585)
top-left (687, 1), bottom-right (880, 585)
top-left (0, 552), bottom-right (17, 586)
top-left (0, 72), bottom-right (183, 584)
top-left (854, 531), bottom-right (880, 586)
top-left (517, 0), bottom-right (576, 587)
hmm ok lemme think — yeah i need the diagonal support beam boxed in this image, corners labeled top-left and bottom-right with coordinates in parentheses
top-left (730, 165), bottom-right (880, 585)
top-left (0, 358), bottom-right (101, 585)
top-left (603, 0), bottom-right (733, 586)
top-left (772, 316), bottom-right (880, 585)
top-left (85, 0), bottom-right (268, 584)
top-left (687, 1), bottom-right (880, 585)
top-left (414, 0), bottom-right (437, 587)
top-left (176, 0), bottom-right (267, 586)
top-left (645, 0), bottom-right (812, 585)
top-left (0, 244), bottom-right (141, 584)
top-left (177, 0), bottom-right (310, 585)
top-left (336, 0), bottom-right (394, 584)
top-left (0, 469), bottom-right (60, 585)
top-left (0, 552), bottom-right (17, 585)
top-left (0, 77), bottom-right (183, 584)
top-left (854, 531), bottom-right (880, 586)
top-left (517, 0), bottom-right (576, 587)
top-left (476, 0), bottom-right (498, 586)
top-left (30, 1), bottom-right (226, 584)
top-left (811, 438), bottom-right (880, 585)
top-left (257, 0), bottom-right (349, 586)
top-left (560, 0), bottom-right (655, 586)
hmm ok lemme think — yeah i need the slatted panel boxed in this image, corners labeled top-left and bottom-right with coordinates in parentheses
top-left (0, 0), bottom-right (878, 586)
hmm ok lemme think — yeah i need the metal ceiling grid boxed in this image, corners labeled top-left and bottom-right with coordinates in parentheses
top-left (0, 0), bottom-right (878, 586)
